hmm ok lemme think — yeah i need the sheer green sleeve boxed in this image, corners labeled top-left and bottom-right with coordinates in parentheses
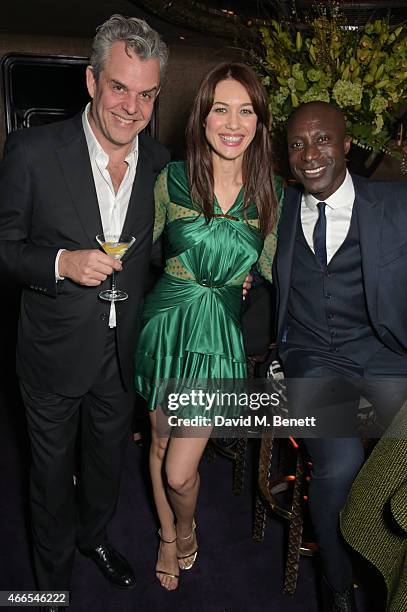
top-left (153, 166), bottom-right (169, 243)
top-left (256, 175), bottom-right (284, 283)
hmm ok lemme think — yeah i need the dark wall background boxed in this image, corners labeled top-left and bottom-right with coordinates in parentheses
top-left (0, 1), bottom-right (244, 159)
top-left (1, 1), bottom-right (406, 178)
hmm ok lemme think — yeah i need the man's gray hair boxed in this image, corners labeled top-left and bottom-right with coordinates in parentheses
top-left (90, 14), bottom-right (168, 81)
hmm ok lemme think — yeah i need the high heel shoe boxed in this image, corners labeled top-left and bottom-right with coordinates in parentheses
top-left (177, 520), bottom-right (198, 570)
top-left (156, 529), bottom-right (179, 590)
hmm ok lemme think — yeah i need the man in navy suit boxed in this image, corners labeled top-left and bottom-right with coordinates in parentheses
top-left (0, 14), bottom-right (169, 608)
top-left (274, 101), bottom-right (407, 611)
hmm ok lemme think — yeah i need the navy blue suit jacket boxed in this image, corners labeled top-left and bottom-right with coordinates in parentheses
top-left (274, 174), bottom-right (407, 356)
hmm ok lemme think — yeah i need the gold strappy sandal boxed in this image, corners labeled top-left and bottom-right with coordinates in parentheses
top-left (177, 520), bottom-right (198, 570)
top-left (156, 529), bottom-right (179, 589)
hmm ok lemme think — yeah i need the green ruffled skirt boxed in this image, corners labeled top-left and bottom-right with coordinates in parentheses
top-left (134, 273), bottom-right (247, 411)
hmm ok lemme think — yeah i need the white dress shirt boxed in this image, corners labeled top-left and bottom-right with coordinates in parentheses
top-left (81, 102), bottom-right (139, 237)
top-left (55, 103), bottom-right (139, 327)
top-left (55, 103), bottom-right (139, 275)
top-left (301, 170), bottom-right (355, 263)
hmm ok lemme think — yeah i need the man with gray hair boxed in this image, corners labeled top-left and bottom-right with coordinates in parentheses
top-left (0, 14), bottom-right (170, 607)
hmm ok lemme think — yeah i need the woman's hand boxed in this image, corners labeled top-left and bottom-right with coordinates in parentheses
top-left (242, 273), bottom-right (253, 300)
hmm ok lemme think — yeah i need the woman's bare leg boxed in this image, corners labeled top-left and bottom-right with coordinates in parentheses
top-left (165, 430), bottom-right (211, 569)
top-left (149, 411), bottom-right (178, 590)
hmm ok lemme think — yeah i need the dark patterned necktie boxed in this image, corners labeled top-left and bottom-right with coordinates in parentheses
top-left (313, 202), bottom-right (327, 266)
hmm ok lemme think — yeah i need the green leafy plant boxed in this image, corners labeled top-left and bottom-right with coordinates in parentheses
top-left (255, 5), bottom-right (407, 154)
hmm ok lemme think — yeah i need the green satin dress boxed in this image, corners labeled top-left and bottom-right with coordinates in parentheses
top-left (134, 161), bottom-right (282, 410)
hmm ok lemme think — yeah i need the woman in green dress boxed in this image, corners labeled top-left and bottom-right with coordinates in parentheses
top-left (134, 62), bottom-right (282, 590)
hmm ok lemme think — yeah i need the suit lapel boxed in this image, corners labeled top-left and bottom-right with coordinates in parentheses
top-left (120, 142), bottom-right (156, 263)
top-left (121, 144), bottom-right (151, 239)
top-left (353, 174), bottom-right (384, 324)
top-left (276, 187), bottom-right (301, 337)
top-left (56, 115), bottom-right (102, 248)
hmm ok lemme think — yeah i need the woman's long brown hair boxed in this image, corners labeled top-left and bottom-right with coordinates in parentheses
top-left (185, 62), bottom-right (279, 237)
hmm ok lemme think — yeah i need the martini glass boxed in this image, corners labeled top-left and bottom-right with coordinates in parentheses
top-left (96, 233), bottom-right (136, 301)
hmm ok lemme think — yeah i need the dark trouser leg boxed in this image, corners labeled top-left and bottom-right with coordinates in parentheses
top-left (20, 381), bottom-right (81, 590)
top-left (280, 348), bottom-right (364, 594)
top-left (360, 346), bottom-right (407, 432)
top-left (77, 330), bottom-right (134, 551)
top-left (302, 437), bottom-right (365, 592)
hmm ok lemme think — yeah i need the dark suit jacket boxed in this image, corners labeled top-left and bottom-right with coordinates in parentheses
top-left (273, 174), bottom-right (407, 356)
top-left (0, 113), bottom-right (170, 396)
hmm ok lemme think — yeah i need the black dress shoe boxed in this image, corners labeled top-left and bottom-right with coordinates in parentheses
top-left (83, 543), bottom-right (136, 589)
top-left (321, 575), bottom-right (357, 611)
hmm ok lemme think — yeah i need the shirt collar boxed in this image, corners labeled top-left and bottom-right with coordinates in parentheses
top-left (304, 169), bottom-right (355, 211)
top-left (82, 102), bottom-right (138, 165)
